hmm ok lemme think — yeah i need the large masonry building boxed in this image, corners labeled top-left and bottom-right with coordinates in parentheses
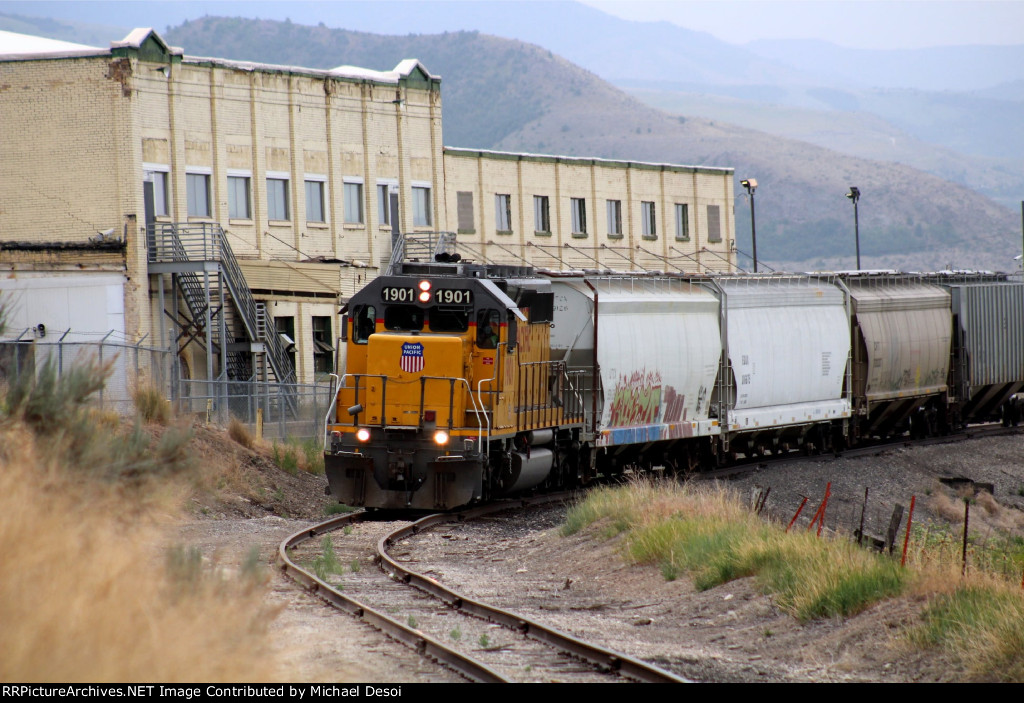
top-left (0, 28), bottom-right (735, 387)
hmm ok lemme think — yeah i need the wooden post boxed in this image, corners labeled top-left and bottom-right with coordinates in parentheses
top-left (901, 495), bottom-right (916, 567)
top-left (885, 504), bottom-right (905, 555)
top-left (858, 487), bottom-right (868, 546)
top-left (962, 498), bottom-right (971, 576)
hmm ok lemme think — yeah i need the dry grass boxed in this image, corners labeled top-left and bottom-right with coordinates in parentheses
top-left (229, 416), bottom-right (255, 450)
top-left (0, 428), bottom-right (279, 682)
top-left (132, 383), bottom-right (172, 425)
top-left (564, 478), bottom-right (1024, 679)
top-left (0, 354), bottom-right (286, 682)
top-left (565, 479), bottom-right (906, 621)
top-left (930, 491), bottom-right (966, 523)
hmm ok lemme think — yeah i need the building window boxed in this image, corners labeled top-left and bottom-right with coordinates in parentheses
top-left (675, 203), bottom-right (690, 241)
top-left (377, 183), bottom-right (392, 227)
top-left (571, 197), bottom-right (587, 235)
top-left (606, 200), bottom-right (622, 238)
top-left (267, 177), bottom-right (290, 221)
top-left (227, 175), bottom-right (251, 219)
top-left (152, 172), bottom-right (169, 216)
top-left (457, 191), bottom-right (474, 233)
top-left (344, 180), bottom-right (363, 224)
top-left (186, 172), bottom-right (211, 217)
top-left (495, 194), bottom-right (512, 233)
top-left (312, 316), bottom-right (334, 376)
top-left (305, 179), bottom-right (326, 223)
top-left (707, 204), bottom-right (722, 243)
top-left (533, 195), bottom-right (550, 234)
top-left (642, 201), bottom-right (657, 239)
top-left (275, 315), bottom-right (296, 371)
top-left (144, 166), bottom-right (170, 217)
top-left (413, 185), bottom-right (432, 227)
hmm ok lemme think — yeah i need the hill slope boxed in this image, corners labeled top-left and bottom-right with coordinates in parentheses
top-left (162, 17), bottom-right (1018, 271)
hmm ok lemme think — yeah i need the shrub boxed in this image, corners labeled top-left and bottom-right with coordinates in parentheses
top-left (133, 384), bottom-right (172, 425)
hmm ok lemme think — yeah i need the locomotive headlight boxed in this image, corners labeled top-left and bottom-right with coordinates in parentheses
top-left (418, 290), bottom-right (431, 303)
top-left (418, 280), bottom-right (432, 303)
top-left (433, 430), bottom-right (449, 445)
top-left (418, 280), bottom-right (432, 291)
top-left (356, 428), bottom-right (371, 442)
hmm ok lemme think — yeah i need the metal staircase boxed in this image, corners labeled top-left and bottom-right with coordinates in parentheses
top-left (147, 223), bottom-right (295, 384)
top-left (386, 231), bottom-right (457, 274)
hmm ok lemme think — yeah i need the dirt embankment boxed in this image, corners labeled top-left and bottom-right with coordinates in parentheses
top-left (181, 429), bottom-right (1024, 683)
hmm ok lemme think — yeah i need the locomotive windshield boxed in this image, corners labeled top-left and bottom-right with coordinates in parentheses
top-left (476, 309), bottom-right (500, 348)
top-left (352, 305), bottom-right (376, 344)
top-left (381, 304), bottom-right (469, 333)
top-left (429, 307), bottom-right (470, 333)
top-left (384, 305), bottom-right (424, 331)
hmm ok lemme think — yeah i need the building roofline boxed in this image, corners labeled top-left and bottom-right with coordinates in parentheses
top-left (443, 146), bottom-right (734, 176)
top-left (0, 27), bottom-right (438, 88)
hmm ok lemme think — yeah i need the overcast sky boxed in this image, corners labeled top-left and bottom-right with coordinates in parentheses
top-left (584, 0), bottom-right (1024, 49)
top-left (7, 0), bottom-right (1024, 51)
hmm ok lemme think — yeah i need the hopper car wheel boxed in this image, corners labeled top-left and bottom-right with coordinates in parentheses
top-left (685, 445), bottom-right (700, 474)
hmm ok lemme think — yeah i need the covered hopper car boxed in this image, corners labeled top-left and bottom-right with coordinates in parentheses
top-left (323, 247), bottom-right (1024, 511)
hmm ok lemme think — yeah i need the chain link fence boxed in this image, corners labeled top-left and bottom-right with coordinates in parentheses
top-left (0, 336), bottom-right (335, 442)
top-left (177, 377), bottom-right (335, 442)
top-left (0, 336), bottom-right (173, 416)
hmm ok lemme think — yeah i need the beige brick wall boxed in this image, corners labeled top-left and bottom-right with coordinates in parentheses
top-left (2, 41), bottom-right (733, 386)
top-left (1, 47), bottom-right (442, 384)
top-left (443, 150), bottom-right (736, 274)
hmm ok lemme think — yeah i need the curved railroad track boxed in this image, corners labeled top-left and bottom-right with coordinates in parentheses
top-left (277, 494), bottom-right (688, 684)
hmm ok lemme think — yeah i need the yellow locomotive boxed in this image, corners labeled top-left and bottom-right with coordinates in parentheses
top-left (325, 256), bottom-right (586, 510)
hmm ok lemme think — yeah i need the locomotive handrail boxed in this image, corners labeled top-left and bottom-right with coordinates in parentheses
top-left (321, 373), bottom-right (340, 451)
top-left (332, 372), bottom-right (484, 437)
top-left (475, 341), bottom-right (507, 451)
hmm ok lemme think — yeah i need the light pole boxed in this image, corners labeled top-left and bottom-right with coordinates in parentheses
top-left (846, 186), bottom-right (861, 270)
top-left (741, 178), bottom-right (758, 273)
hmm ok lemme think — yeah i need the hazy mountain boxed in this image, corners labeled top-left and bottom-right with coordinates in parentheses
top-left (3, 7), bottom-right (1019, 270)
top-left (622, 83), bottom-right (1024, 211)
top-left (5, 1), bottom-right (1022, 211)
top-left (745, 38), bottom-right (1024, 92)
top-left (160, 16), bottom-right (1018, 272)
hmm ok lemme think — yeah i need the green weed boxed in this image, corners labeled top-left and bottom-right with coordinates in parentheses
top-left (912, 585), bottom-right (1024, 681)
top-left (312, 536), bottom-right (344, 581)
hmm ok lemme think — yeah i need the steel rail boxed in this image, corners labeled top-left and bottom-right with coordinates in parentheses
top-left (279, 494), bottom-right (688, 683)
top-left (696, 421), bottom-right (1021, 482)
top-left (277, 511), bottom-right (507, 683)
top-left (375, 493), bottom-right (690, 684)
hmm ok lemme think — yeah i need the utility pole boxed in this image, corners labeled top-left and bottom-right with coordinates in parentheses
top-left (847, 186), bottom-right (861, 270)
top-left (741, 179), bottom-right (758, 273)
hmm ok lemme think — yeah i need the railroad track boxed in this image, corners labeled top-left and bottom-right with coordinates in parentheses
top-left (278, 495), bottom-right (688, 684)
top-left (697, 422), bottom-right (1022, 482)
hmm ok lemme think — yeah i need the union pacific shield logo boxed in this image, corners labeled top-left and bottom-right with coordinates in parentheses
top-left (400, 342), bottom-right (425, 373)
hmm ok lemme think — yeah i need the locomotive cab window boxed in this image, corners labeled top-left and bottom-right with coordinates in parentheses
top-left (352, 305), bottom-right (376, 345)
top-left (384, 305), bottom-right (425, 331)
top-left (429, 307), bottom-right (470, 333)
top-left (477, 309), bottom-right (500, 348)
